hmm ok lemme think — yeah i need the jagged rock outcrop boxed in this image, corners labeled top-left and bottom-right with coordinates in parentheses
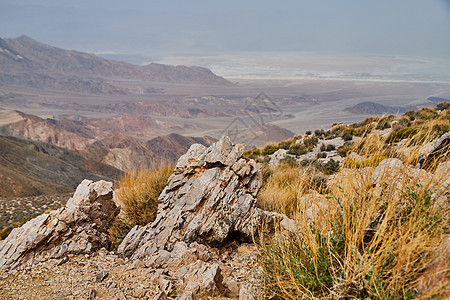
top-left (0, 179), bottom-right (119, 269)
top-left (119, 136), bottom-right (292, 259)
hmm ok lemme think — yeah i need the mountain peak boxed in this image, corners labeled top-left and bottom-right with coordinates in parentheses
top-left (16, 34), bottom-right (34, 41)
top-left (13, 35), bottom-right (43, 47)
top-left (0, 35), bottom-right (234, 89)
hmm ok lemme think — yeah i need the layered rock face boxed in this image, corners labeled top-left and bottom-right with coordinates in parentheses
top-left (119, 136), bottom-right (276, 258)
top-left (0, 180), bottom-right (119, 269)
top-left (0, 136), bottom-right (295, 298)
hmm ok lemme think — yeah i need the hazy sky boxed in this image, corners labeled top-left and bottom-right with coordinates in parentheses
top-left (1, 0), bottom-right (450, 62)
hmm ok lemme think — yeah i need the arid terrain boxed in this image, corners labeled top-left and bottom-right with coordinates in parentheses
top-left (1, 1), bottom-right (449, 298)
top-left (1, 36), bottom-right (450, 239)
top-left (2, 36), bottom-right (449, 147)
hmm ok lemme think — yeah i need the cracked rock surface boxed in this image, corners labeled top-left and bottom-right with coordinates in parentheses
top-left (119, 136), bottom-right (292, 259)
top-left (0, 179), bottom-right (119, 270)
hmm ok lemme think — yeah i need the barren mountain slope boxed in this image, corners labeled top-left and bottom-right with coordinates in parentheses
top-left (0, 35), bottom-right (233, 92)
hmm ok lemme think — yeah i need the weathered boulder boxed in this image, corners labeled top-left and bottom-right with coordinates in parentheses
top-left (417, 131), bottom-right (449, 168)
top-left (269, 148), bottom-right (287, 167)
top-left (0, 179), bottom-right (119, 269)
top-left (372, 158), bottom-right (406, 186)
top-left (119, 136), bottom-right (292, 259)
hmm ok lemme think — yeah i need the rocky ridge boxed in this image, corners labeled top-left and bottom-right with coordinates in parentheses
top-left (0, 137), bottom-right (292, 299)
top-left (119, 136), bottom-right (292, 259)
top-left (1, 133), bottom-right (447, 299)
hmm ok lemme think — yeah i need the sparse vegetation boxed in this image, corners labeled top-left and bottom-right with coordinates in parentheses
top-left (257, 163), bottom-right (327, 217)
top-left (288, 143), bottom-right (307, 156)
top-left (320, 143), bottom-right (336, 152)
top-left (257, 105), bottom-right (450, 299)
top-left (108, 163), bottom-right (173, 247)
top-left (342, 131), bottom-right (353, 141)
top-left (316, 152), bottom-right (327, 159)
top-left (437, 101), bottom-right (450, 111)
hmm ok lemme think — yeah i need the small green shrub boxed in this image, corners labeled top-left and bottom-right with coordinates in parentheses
top-left (262, 143), bottom-right (279, 155)
top-left (244, 148), bottom-right (261, 158)
top-left (277, 140), bottom-right (292, 150)
top-left (288, 143), bottom-right (308, 156)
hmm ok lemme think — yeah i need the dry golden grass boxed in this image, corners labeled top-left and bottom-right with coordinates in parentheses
top-left (258, 111), bottom-right (449, 299)
top-left (108, 163), bottom-right (173, 247)
top-left (258, 163), bottom-right (327, 218)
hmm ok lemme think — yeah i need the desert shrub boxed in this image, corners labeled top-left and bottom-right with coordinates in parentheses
top-left (310, 174), bottom-right (328, 194)
top-left (277, 136), bottom-right (301, 150)
top-left (326, 144), bottom-right (336, 151)
top-left (342, 131), bottom-right (353, 141)
top-left (436, 101), bottom-right (449, 111)
top-left (277, 140), bottom-right (292, 150)
top-left (261, 143), bottom-right (279, 155)
top-left (288, 143), bottom-right (307, 156)
top-left (396, 117), bottom-right (411, 127)
top-left (321, 159), bottom-right (340, 175)
top-left (416, 107), bottom-right (438, 121)
top-left (108, 163), bottom-right (173, 247)
top-left (244, 148), bottom-right (261, 158)
top-left (337, 142), bottom-right (354, 157)
top-left (305, 130), bottom-right (312, 135)
top-left (405, 110), bottom-right (416, 121)
top-left (317, 152), bottom-right (327, 159)
top-left (314, 129), bottom-right (325, 137)
top-left (259, 137), bottom-right (449, 299)
top-left (303, 136), bottom-right (318, 150)
top-left (324, 130), bottom-right (337, 139)
top-left (279, 156), bottom-right (299, 167)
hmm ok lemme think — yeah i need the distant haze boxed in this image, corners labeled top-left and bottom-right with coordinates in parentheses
top-left (1, 0), bottom-right (450, 67)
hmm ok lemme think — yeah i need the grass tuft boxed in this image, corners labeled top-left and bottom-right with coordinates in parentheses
top-left (108, 163), bottom-right (173, 247)
top-left (258, 109), bottom-right (449, 299)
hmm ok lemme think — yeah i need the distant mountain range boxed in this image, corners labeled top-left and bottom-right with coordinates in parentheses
top-left (345, 101), bottom-right (416, 115)
top-left (0, 110), bottom-right (217, 197)
top-left (0, 35), bottom-right (233, 93)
